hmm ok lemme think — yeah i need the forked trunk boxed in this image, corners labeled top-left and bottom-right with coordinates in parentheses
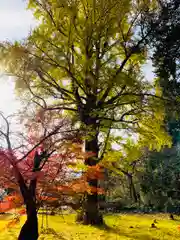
top-left (18, 202), bottom-right (38, 240)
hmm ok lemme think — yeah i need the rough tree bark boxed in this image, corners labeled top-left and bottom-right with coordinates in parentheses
top-left (18, 177), bottom-right (38, 240)
top-left (83, 131), bottom-right (103, 225)
top-left (82, 112), bottom-right (103, 225)
top-left (18, 201), bottom-right (38, 240)
top-left (75, 92), bottom-right (104, 225)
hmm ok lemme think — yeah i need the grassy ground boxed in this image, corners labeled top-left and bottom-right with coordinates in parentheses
top-left (0, 213), bottom-right (180, 239)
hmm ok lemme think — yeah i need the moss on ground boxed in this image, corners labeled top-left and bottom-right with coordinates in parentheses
top-left (0, 213), bottom-right (180, 239)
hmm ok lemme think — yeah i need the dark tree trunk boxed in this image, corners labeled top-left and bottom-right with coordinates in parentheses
top-left (83, 126), bottom-right (103, 225)
top-left (18, 202), bottom-right (38, 240)
top-left (17, 174), bottom-right (39, 240)
top-left (77, 94), bottom-right (104, 225)
top-left (83, 180), bottom-right (103, 225)
top-left (128, 175), bottom-right (138, 203)
top-left (15, 149), bottom-right (49, 240)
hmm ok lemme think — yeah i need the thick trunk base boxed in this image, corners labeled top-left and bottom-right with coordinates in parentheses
top-left (76, 210), bottom-right (104, 226)
top-left (76, 191), bottom-right (104, 226)
top-left (83, 211), bottom-right (104, 225)
top-left (18, 211), bottom-right (38, 240)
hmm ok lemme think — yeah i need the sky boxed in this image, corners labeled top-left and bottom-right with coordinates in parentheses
top-left (0, 0), bottom-right (155, 117)
top-left (0, 0), bottom-right (37, 116)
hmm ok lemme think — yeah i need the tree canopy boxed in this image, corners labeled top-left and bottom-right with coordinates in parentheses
top-left (0, 0), bottom-right (170, 152)
top-left (0, 0), bottom-right (172, 225)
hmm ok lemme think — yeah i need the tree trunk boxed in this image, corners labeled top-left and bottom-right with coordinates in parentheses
top-left (83, 129), bottom-right (103, 225)
top-left (128, 175), bottom-right (138, 203)
top-left (18, 202), bottom-right (38, 240)
top-left (83, 180), bottom-right (103, 225)
top-left (18, 175), bottom-right (38, 240)
top-left (77, 94), bottom-right (104, 225)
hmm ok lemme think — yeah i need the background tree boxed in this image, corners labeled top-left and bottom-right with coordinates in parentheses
top-left (0, 0), bottom-right (171, 225)
top-left (135, 0), bottom-right (180, 213)
top-left (140, 147), bottom-right (180, 213)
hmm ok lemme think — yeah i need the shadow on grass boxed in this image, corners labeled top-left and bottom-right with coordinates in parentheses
top-left (0, 213), bottom-right (13, 220)
top-left (94, 222), bottom-right (160, 240)
top-left (40, 228), bottom-right (68, 240)
top-left (95, 222), bottom-right (130, 237)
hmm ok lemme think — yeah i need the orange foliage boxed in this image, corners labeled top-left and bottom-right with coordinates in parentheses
top-left (38, 195), bottom-right (57, 202)
top-left (18, 208), bottom-right (26, 215)
top-left (0, 201), bottom-right (13, 213)
top-left (90, 187), bottom-right (105, 194)
top-left (0, 110), bottom-right (106, 213)
top-left (86, 165), bottom-right (104, 180)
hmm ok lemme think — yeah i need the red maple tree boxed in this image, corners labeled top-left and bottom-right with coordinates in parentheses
top-left (0, 109), bottom-right (105, 239)
top-left (0, 111), bottom-right (84, 240)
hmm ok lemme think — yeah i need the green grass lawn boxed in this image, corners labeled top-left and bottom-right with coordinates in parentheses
top-left (0, 213), bottom-right (180, 239)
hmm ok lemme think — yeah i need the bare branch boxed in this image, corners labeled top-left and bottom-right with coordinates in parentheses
top-left (0, 112), bottom-right (12, 151)
top-left (99, 121), bottom-right (113, 161)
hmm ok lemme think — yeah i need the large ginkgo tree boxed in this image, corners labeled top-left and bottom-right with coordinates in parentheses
top-left (0, 0), bottom-right (171, 225)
